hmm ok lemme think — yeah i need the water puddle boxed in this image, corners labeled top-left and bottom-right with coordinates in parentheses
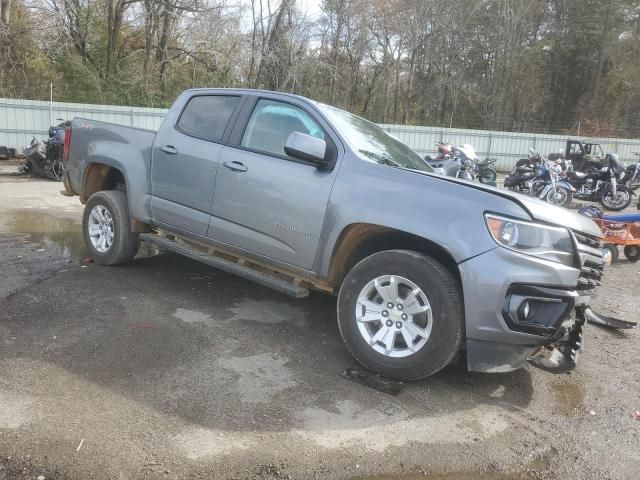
top-left (553, 382), bottom-right (586, 415)
top-left (5, 209), bottom-right (161, 260)
top-left (7, 210), bottom-right (87, 258)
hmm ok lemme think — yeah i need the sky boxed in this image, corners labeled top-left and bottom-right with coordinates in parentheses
top-left (297, 0), bottom-right (323, 20)
top-left (239, 0), bottom-right (324, 21)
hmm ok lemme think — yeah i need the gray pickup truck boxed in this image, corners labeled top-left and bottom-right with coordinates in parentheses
top-left (62, 88), bottom-right (605, 380)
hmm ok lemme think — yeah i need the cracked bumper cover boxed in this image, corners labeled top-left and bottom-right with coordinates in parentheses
top-left (459, 244), bottom-right (601, 374)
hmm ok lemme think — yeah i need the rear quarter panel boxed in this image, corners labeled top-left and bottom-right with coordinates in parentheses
top-left (67, 118), bottom-right (156, 222)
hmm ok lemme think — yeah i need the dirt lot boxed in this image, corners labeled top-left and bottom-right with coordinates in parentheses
top-left (0, 172), bottom-right (639, 480)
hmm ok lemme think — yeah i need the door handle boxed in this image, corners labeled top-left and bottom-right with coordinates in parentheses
top-left (159, 145), bottom-right (178, 155)
top-left (223, 161), bottom-right (248, 172)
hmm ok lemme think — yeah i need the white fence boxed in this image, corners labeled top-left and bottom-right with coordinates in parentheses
top-left (2, 97), bottom-right (639, 171)
top-left (0, 98), bottom-right (167, 151)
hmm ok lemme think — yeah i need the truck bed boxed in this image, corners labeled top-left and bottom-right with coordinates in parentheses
top-left (65, 117), bottom-right (157, 222)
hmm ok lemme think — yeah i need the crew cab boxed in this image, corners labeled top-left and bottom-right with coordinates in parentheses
top-left (62, 88), bottom-right (605, 380)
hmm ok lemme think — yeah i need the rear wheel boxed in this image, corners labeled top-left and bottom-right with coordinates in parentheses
top-left (478, 167), bottom-right (497, 184)
top-left (83, 190), bottom-right (139, 265)
top-left (337, 250), bottom-right (464, 381)
top-left (624, 245), bottom-right (640, 263)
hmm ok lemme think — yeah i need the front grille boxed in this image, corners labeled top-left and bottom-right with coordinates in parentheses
top-left (572, 231), bottom-right (603, 292)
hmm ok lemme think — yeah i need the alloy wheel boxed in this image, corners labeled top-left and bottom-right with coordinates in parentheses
top-left (355, 275), bottom-right (433, 358)
top-left (87, 205), bottom-right (115, 253)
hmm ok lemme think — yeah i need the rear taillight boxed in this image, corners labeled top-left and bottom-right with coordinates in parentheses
top-left (63, 126), bottom-right (72, 161)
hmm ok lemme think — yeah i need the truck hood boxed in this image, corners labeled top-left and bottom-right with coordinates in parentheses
top-left (421, 173), bottom-right (602, 238)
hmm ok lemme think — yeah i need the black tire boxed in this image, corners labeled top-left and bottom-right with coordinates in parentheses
top-left (624, 245), bottom-right (640, 263)
top-left (83, 190), bottom-right (139, 265)
top-left (478, 167), bottom-right (497, 184)
top-left (337, 250), bottom-right (464, 381)
top-left (545, 187), bottom-right (573, 207)
top-left (600, 189), bottom-right (632, 211)
top-left (604, 244), bottom-right (619, 264)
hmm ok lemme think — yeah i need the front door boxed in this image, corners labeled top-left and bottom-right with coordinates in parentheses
top-left (209, 98), bottom-right (339, 270)
top-left (151, 94), bottom-right (242, 235)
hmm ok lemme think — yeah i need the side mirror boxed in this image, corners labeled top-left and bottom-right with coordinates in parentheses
top-left (284, 132), bottom-right (327, 167)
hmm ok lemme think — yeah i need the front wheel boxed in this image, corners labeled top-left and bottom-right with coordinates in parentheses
top-left (83, 190), bottom-right (140, 265)
top-left (601, 189), bottom-right (632, 211)
top-left (624, 245), bottom-right (640, 263)
top-left (546, 187), bottom-right (573, 207)
top-left (337, 250), bottom-right (464, 381)
top-left (478, 167), bottom-right (497, 184)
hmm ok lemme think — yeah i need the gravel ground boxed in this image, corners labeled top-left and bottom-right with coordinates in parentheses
top-left (0, 174), bottom-right (638, 480)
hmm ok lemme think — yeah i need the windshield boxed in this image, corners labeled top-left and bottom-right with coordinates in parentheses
top-left (318, 104), bottom-right (433, 173)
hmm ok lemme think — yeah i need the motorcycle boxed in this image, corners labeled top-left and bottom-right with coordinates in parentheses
top-left (624, 153), bottom-right (640, 190)
top-left (564, 153), bottom-right (634, 211)
top-left (452, 144), bottom-right (480, 180)
top-left (503, 149), bottom-right (544, 194)
top-left (473, 158), bottom-right (498, 184)
top-left (424, 142), bottom-right (458, 176)
top-left (529, 155), bottom-right (575, 207)
top-left (425, 143), bottom-right (489, 182)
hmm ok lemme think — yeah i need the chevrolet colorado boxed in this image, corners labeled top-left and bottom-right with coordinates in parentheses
top-left (62, 88), bottom-right (605, 380)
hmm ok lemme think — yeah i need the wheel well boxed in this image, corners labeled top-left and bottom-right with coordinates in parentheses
top-left (327, 223), bottom-right (461, 289)
top-left (81, 164), bottom-right (126, 203)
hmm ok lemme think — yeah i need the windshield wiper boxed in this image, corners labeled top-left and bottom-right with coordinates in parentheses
top-left (358, 149), bottom-right (402, 168)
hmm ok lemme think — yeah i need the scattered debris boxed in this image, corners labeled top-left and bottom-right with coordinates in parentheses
top-left (585, 307), bottom-right (637, 329)
top-left (76, 438), bottom-right (84, 452)
top-left (341, 366), bottom-right (404, 395)
top-left (19, 121), bottom-right (69, 181)
top-left (81, 257), bottom-right (94, 264)
top-left (0, 146), bottom-right (17, 159)
top-left (633, 411), bottom-right (640, 420)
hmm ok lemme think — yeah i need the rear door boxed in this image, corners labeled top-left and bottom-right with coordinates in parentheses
top-left (151, 94), bottom-right (243, 235)
top-left (209, 96), bottom-right (341, 270)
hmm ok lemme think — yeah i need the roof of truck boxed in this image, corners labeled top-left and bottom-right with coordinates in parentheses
top-left (184, 87), bottom-right (312, 103)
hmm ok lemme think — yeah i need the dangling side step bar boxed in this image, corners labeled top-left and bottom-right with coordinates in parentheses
top-left (139, 233), bottom-right (309, 298)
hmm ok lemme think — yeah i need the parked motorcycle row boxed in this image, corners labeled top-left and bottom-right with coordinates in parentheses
top-left (504, 148), bottom-right (638, 210)
top-left (425, 141), bottom-right (639, 212)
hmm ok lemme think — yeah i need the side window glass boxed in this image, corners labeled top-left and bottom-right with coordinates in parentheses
top-left (241, 99), bottom-right (325, 157)
top-left (176, 95), bottom-right (240, 143)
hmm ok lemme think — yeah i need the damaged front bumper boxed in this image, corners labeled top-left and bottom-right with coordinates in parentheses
top-left (459, 230), bottom-right (632, 374)
top-left (461, 238), bottom-right (636, 374)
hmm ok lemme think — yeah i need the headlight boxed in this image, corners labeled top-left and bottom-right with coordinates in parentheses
top-left (485, 214), bottom-right (575, 266)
